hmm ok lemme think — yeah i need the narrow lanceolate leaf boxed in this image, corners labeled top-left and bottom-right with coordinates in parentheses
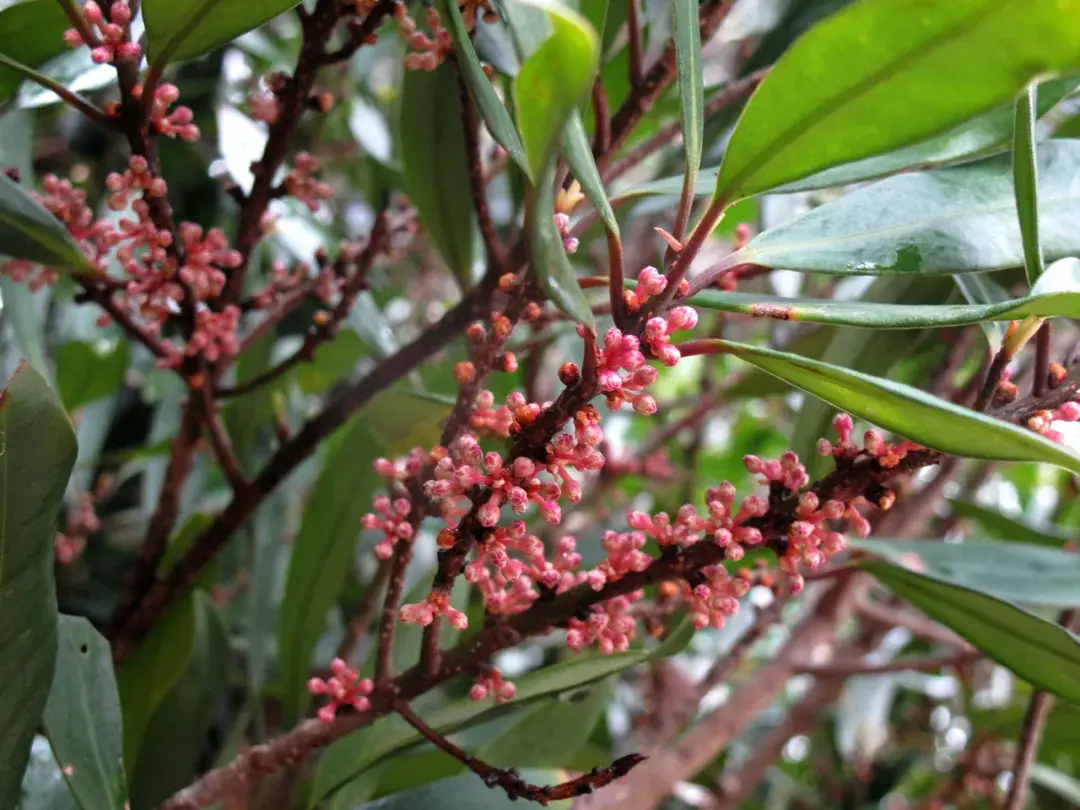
top-left (561, 112), bottom-right (619, 236)
top-left (515, 0), bottom-right (599, 328)
top-left (0, 0), bottom-right (72, 102)
top-left (436, 0), bottom-right (530, 177)
top-left (731, 141), bottom-right (1080, 276)
top-left (672, 0), bottom-right (703, 213)
top-left (142, 0), bottom-right (300, 63)
top-left (953, 271), bottom-right (1012, 347)
top-left (712, 0), bottom-right (1080, 201)
top-left (42, 617), bottom-right (129, 810)
top-left (311, 621), bottom-right (693, 805)
top-left (0, 363), bottom-right (77, 809)
top-left (278, 414), bottom-right (382, 724)
top-left (851, 538), bottom-right (1080, 608)
top-left (685, 256), bottom-right (1080, 327)
top-left (399, 62), bottom-right (475, 289)
top-left (948, 499), bottom-right (1072, 548)
top-left (711, 338), bottom-right (1080, 474)
top-left (0, 172), bottom-right (94, 273)
top-left (862, 561), bottom-right (1080, 704)
top-left (773, 74), bottom-right (1080, 194)
top-left (1013, 84), bottom-right (1044, 285)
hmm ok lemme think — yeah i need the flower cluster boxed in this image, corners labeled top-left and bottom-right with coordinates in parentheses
top-left (470, 668), bottom-right (516, 703)
top-left (396, 5), bottom-right (452, 71)
top-left (817, 413), bottom-right (921, 470)
top-left (307, 658), bottom-right (375, 723)
top-left (63, 1), bottom-right (140, 64)
top-left (284, 152), bottom-right (334, 212)
top-left (54, 493), bottom-right (101, 565)
top-left (139, 84), bottom-right (201, 142)
top-left (1028, 400), bottom-right (1080, 444)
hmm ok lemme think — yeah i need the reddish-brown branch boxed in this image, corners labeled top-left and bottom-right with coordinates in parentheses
top-left (199, 381), bottom-right (249, 494)
top-left (395, 699), bottom-right (646, 805)
top-left (794, 651), bottom-right (978, 677)
top-left (591, 78), bottom-right (611, 155)
top-left (459, 67), bottom-right (506, 273)
top-left (336, 558), bottom-right (393, 664)
top-left (625, 0), bottom-right (643, 88)
top-left (374, 530), bottom-right (417, 686)
top-left (1033, 321), bottom-right (1052, 397)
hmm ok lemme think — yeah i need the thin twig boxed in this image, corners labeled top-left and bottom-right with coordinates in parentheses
top-left (199, 381), bottom-right (249, 494)
top-left (794, 651), bottom-right (978, 677)
top-left (1033, 321), bottom-right (1052, 397)
top-left (625, 0), bottom-right (643, 89)
top-left (458, 66), bottom-right (506, 272)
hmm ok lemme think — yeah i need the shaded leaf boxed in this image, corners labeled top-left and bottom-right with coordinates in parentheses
top-left (561, 112), bottom-right (619, 236)
top-left (851, 538), bottom-right (1080, 607)
top-left (41, 617), bottom-right (127, 810)
top-left (0, 363), bottom-right (76, 809)
top-left (685, 256), bottom-right (1080, 327)
top-left (732, 142), bottom-right (1080, 276)
top-left (56, 341), bottom-right (128, 412)
top-left (0, 172), bottom-right (95, 273)
top-left (1014, 84), bottom-right (1045, 284)
top-left (672, 0), bottom-right (703, 207)
top-left (142, 0), bottom-right (301, 63)
top-left (399, 61), bottom-right (475, 289)
top-left (436, 0), bottom-right (530, 177)
top-left (948, 500), bottom-right (1071, 548)
top-left (0, 0), bottom-right (71, 102)
top-left (712, 0), bottom-right (1080, 200)
top-left (862, 561), bottom-right (1080, 704)
top-left (1031, 764), bottom-right (1080, 805)
top-left (278, 414), bottom-right (382, 724)
top-left (713, 337), bottom-right (1080, 473)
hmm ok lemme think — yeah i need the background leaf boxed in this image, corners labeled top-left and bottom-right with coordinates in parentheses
top-left (41, 617), bottom-right (128, 810)
top-left (672, 0), bottom-right (703, 215)
top-left (399, 61), bottom-right (476, 289)
top-left (714, 338), bottom-right (1080, 473)
top-left (712, 0), bottom-right (1080, 200)
top-left (142, 0), bottom-right (301, 63)
top-left (351, 770), bottom-right (572, 810)
top-left (0, 363), bottom-right (76, 809)
top-left (863, 561), bottom-right (1080, 704)
top-left (734, 141), bottom-right (1080, 276)
top-left (0, 0), bottom-right (71, 102)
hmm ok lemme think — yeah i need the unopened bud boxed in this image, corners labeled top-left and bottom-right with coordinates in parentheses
top-left (453, 361), bottom-right (476, 383)
top-left (1049, 362), bottom-right (1068, 389)
top-left (558, 362), bottom-right (580, 386)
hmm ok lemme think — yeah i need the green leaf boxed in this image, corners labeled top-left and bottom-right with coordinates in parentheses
top-left (435, 0), bottom-right (530, 178)
top-left (362, 388), bottom-right (451, 458)
top-left (0, 0), bottom-right (71, 102)
top-left (1014, 84), bottom-right (1045, 285)
top-left (948, 500), bottom-right (1071, 547)
top-left (852, 538), bottom-right (1080, 607)
top-left (712, 0), bottom-right (1080, 201)
top-left (672, 0), bottom-right (703, 205)
top-left (0, 172), bottom-right (94, 273)
top-left (399, 61), bottom-right (475, 289)
top-left (312, 620), bottom-right (693, 805)
top-left (0, 363), bottom-right (76, 809)
top-left (513, 0), bottom-right (599, 180)
top-left (56, 341), bottom-right (128, 412)
top-left (685, 256), bottom-right (1080, 328)
top-left (772, 74), bottom-right (1080, 194)
top-left (278, 414), bottom-right (382, 725)
top-left (41, 617), bottom-right (128, 810)
top-left (561, 112), bottom-right (619, 236)
top-left (127, 593), bottom-right (229, 809)
top-left (713, 338), bottom-right (1080, 474)
top-left (142, 0), bottom-right (301, 64)
top-left (732, 141), bottom-right (1080, 276)
top-left (1031, 764), bottom-right (1080, 805)
top-left (352, 770), bottom-right (572, 810)
top-left (116, 596), bottom-right (198, 779)
top-left (862, 561), bottom-right (1080, 704)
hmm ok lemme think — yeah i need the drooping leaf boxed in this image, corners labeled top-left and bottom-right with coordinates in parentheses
top-left (0, 172), bottom-right (95, 273)
top-left (731, 141), bottom-right (1080, 276)
top-left (56, 341), bottom-right (128, 412)
top-left (772, 74), bottom-right (1080, 194)
top-left (435, 0), bottom-right (530, 177)
top-left (862, 561), bottom-right (1080, 704)
top-left (127, 593), bottom-right (229, 809)
top-left (351, 770), bottom-right (572, 810)
top-left (852, 538), bottom-right (1080, 607)
top-left (0, 363), bottom-right (76, 809)
top-left (671, 0), bottom-right (703, 214)
top-left (278, 414), bottom-right (382, 724)
top-left (711, 338), bottom-right (1080, 474)
top-left (1014, 84), bottom-right (1045, 285)
top-left (41, 617), bottom-right (128, 810)
top-left (712, 0), bottom-right (1080, 201)
top-left (142, 0), bottom-right (301, 64)
top-left (0, 0), bottom-right (72, 102)
top-left (399, 61), bottom-right (476, 289)
top-left (311, 620), bottom-right (693, 805)
top-left (685, 256), bottom-right (1080, 327)
top-left (948, 500), bottom-right (1071, 548)
top-left (561, 112), bottom-right (619, 236)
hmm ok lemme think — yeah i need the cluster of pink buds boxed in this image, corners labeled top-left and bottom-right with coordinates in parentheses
top-left (2, 258), bottom-right (58, 290)
top-left (566, 592), bottom-right (642, 653)
top-left (248, 85), bottom-right (282, 124)
top-left (284, 153), bottom-right (334, 212)
top-left (643, 306), bottom-right (698, 367)
top-left (307, 658), bottom-right (375, 723)
top-left (161, 304), bottom-right (241, 367)
top-left (1028, 400), bottom-right (1080, 444)
top-left (106, 155), bottom-right (167, 209)
top-left (470, 668), bottom-right (517, 703)
top-left (623, 266), bottom-right (666, 313)
top-left (133, 84), bottom-right (200, 142)
top-left (399, 591), bottom-right (469, 630)
top-left (363, 495), bottom-right (415, 560)
top-left (817, 413), bottom-right (921, 469)
top-left (63, 1), bottom-right (140, 64)
top-left (396, 5), bottom-right (452, 71)
top-left (554, 213), bottom-right (578, 254)
top-left (469, 390), bottom-right (516, 436)
top-left (178, 223), bottom-right (243, 300)
top-left (594, 327), bottom-right (658, 414)
top-left (681, 567), bottom-right (752, 629)
top-left (251, 260), bottom-right (306, 308)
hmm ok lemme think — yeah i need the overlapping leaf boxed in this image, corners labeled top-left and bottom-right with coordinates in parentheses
top-left (143, 0), bottom-right (301, 63)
